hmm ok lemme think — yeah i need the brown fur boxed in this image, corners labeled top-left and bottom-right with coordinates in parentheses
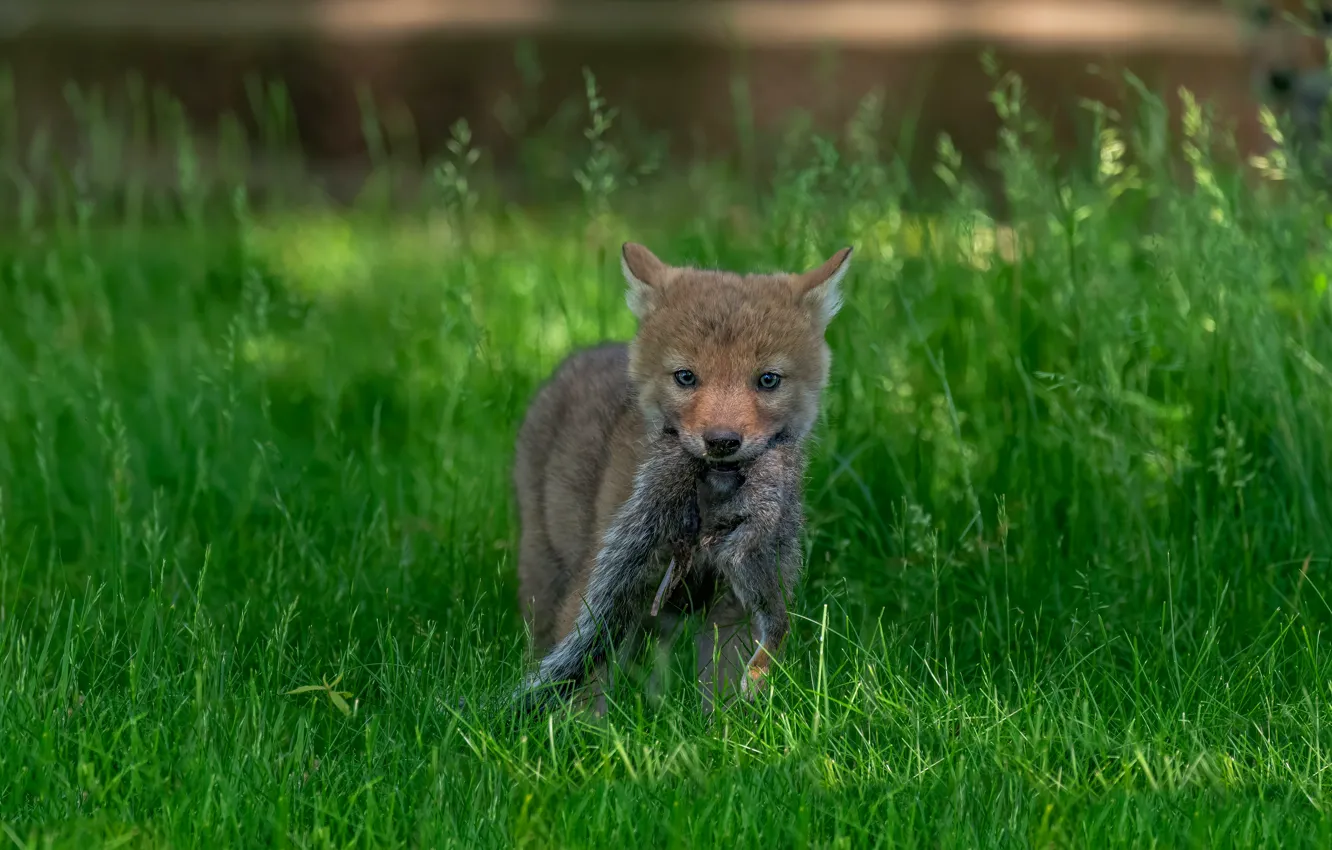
top-left (513, 342), bottom-right (644, 652)
top-left (511, 243), bottom-right (852, 714)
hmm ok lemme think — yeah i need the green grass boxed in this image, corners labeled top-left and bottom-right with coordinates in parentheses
top-left (3, 63), bottom-right (1332, 847)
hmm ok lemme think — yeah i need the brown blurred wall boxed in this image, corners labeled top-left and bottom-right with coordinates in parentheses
top-left (0, 0), bottom-right (1269, 200)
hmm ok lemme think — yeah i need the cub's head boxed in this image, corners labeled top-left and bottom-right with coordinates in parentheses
top-left (621, 242), bottom-right (853, 465)
top-left (1242, 0), bottom-right (1332, 139)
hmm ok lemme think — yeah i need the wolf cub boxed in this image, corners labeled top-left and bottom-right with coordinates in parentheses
top-left (511, 242), bottom-right (852, 714)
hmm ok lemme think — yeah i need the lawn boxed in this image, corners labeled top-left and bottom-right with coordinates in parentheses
top-left (3, 67), bottom-right (1332, 847)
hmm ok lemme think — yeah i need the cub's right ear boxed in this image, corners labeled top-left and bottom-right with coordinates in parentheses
top-left (798, 246), bottom-right (853, 329)
top-left (622, 242), bottom-right (669, 319)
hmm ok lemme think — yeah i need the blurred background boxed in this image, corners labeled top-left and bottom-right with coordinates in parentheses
top-left (3, 0), bottom-right (1263, 205)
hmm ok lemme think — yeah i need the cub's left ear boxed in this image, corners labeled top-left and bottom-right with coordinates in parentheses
top-left (797, 246), bottom-right (853, 327)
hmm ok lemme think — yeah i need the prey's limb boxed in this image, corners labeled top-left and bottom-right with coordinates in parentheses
top-left (649, 558), bottom-right (676, 618)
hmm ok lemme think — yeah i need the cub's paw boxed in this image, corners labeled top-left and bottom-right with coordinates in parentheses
top-left (739, 665), bottom-right (769, 701)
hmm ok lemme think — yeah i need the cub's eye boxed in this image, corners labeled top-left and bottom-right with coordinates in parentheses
top-left (1321, 7), bottom-right (1332, 26)
top-left (673, 369), bottom-right (697, 388)
top-left (757, 372), bottom-right (782, 390)
top-left (1253, 3), bottom-right (1272, 24)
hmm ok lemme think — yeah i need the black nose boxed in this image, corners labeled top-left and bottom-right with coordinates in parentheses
top-left (703, 431), bottom-right (742, 458)
top-left (1270, 70), bottom-right (1294, 94)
